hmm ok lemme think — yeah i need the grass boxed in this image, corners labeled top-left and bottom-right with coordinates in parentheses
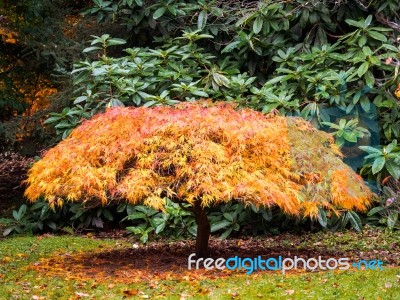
top-left (0, 234), bottom-right (399, 299)
top-left (295, 226), bottom-right (400, 252)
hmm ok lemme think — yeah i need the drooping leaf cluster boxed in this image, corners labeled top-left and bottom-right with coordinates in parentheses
top-left (25, 101), bottom-right (372, 218)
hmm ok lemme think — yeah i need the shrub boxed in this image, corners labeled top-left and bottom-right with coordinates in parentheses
top-left (368, 177), bottom-right (400, 231)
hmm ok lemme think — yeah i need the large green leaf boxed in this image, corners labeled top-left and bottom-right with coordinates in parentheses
top-left (345, 19), bottom-right (364, 28)
top-left (221, 41), bottom-right (241, 53)
top-left (253, 17), bottom-right (263, 34)
top-left (317, 207), bottom-right (327, 228)
top-left (197, 10), bottom-right (208, 30)
top-left (219, 227), bottom-right (233, 239)
top-left (364, 71), bottom-right (374, 88)
top-left (107, 38), bottom-right (127, 46)
top-left (211, 220), bottom-right (231, 232)
top-left (357, 62), bottom-right (369, 77)
top-left (387, 211), bottom-right (398, 230)
top-left (367, 206), bottom-right (385, 216)
top-left (360, 96), bottom-right (371, 112)
top-left (368, 30), bottom-right (387, 42)
top-left (385, 161), bottom-right (400, 179)
top-left (371, 156), bottom-right (385, 174)
top-left (127, 212), bottom-right (147, 220)
top-left (359, 146), bottom-right (382, 155)
top-left (348, 211), bottom-right (363, 232)
top-left (153, 7), bottom-right (166, 19)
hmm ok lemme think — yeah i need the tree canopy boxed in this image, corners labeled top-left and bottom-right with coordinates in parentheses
top-left (24, 101), bottom-right (373, 256)
top-left (25, 101), bottom-right (372, 215)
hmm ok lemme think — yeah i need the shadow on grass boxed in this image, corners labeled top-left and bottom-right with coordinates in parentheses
top-left (26, 237), bottom-right (350, 283)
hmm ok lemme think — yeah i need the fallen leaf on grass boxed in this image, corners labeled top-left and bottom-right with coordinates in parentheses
top-left (75, 292), bottom-right (89, 297)
top-left (148, 281), bottom-right (158, 289)
top-left (285, 289), bottom-right (295, 295)
top-left (123, 290), bottom-right (138, 296)
top-left (179, 294), bottom-right (190, 300)
top-left (384, 282), bottom-right (392, 288)
top-left (197, 288), bottom-right (210, 295)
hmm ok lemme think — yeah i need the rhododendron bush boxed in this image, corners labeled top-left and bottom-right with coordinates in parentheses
top-left (25, 101), bottom-right (372, 257)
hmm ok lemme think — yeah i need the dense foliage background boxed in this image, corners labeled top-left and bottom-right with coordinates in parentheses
top-left (1, 0), bottom-right (399, 237)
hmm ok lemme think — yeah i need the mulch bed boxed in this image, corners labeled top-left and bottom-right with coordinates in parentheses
top-left (0, 152), bottom-right (33, 217)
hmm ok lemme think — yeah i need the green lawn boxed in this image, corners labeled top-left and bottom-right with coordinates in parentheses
top-left (0, 234), bottom-right (399, 299)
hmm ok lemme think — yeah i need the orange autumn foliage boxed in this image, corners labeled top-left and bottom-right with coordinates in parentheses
top-left (0, 26), bottom-right (18, 44)
top-left (24, 101), bottom-right (373, 218)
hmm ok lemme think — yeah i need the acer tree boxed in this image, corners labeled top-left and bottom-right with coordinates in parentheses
top-left (25, 101), bottom-right (373, 257)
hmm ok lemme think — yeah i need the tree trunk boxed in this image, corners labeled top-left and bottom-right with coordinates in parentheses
top-left (193, 202), bottom-right (210, 258)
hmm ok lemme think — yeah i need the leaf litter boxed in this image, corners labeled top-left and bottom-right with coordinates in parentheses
top-left (25, 232), bottom-right (400, 285)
